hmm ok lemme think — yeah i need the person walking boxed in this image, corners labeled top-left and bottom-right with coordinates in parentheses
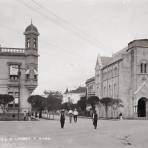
top-left (68, 109), bottom-right (73, 123)
top-left (119, 112), bottom-right (123, 120)
top-left (60, 110), bottom-right (65, 128)
top-left (23, 111), bottom-right (27, 121)
top-left (73, 109), bottom-right (78, 123)
top-left (92, 110), bottom-right (98, 129)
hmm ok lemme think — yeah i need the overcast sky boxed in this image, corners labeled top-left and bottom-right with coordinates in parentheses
top-left (0, 0), bottom-right (148, 94)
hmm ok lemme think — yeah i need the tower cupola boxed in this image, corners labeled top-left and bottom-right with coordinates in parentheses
top-left (24, 22), bottom-right (39, 49)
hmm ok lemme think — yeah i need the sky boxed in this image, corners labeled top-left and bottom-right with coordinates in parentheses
top-left (0, 0), bottom-right (148, 94)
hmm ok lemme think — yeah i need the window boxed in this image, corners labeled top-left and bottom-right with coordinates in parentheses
top-left (9, 65), bottom-right (19, 80)
top-left (104, 86), bottom-right (106, 96)
top-left (33, 69), bottom-right (38, 80)
top-left (14, 92), bottom-right (19, 105)
top-left (26, 74), bottom-right (29, 80)
top-left (114, 67), bottom-right (118, 76)
top-left (108, 85), bottom-right (112, 96)
top-left (144, 63), bottom-right (147, 73)
top-left (8, 91), bottom-right (18, 107)
top-left (33, 38), bottom-right (37, 48)
top-left (141, 62), bottom-right (147, 73)
top-left (27, 38), bottom-right (30, 48)
top-left (25, 69), bottom-right (30, 80)
top-left (114, 84), bottom-right (116, 98)
top-left (8, 92), bottom-right (13, 96)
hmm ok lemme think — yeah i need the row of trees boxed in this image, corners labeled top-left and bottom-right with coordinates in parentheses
top-left (76, 96), bottom-right (123, 118)
top-left (27, 93), bottom-right (123, 118)
top-left (0, 93), bottom-right (123, 119)
top-left (27, 91), bottom-right (63, 116)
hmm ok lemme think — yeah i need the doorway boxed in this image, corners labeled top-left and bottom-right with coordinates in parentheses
top-left (137, 98), bottom-right (147, 117)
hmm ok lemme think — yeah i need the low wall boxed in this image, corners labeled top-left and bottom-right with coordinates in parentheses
top-left (0, 113), bottom-right (24, 121)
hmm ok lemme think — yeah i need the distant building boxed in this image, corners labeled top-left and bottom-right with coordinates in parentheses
top-left (63, 87), bottom-right (86, 104)
top-left (0, 22), bottom-right (39, 112)
top-left (95, 39), bottom-right (148, 118)
top-left (85, 77), bottom-right (95, 98)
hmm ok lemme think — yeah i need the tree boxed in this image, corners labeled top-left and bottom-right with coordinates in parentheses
top-left (61, 102), bottom-right (69, 110)
top-left (27, 95), bottom-right (46, 114)
top-left (87, 96), bottom-right (99, 111)
top-left (100, 97), bottom-right (113, 118)
top-left (113, 99), bottom-right (124, 108)
top-left (77, 96), bottom-right (87, 111)
top-left (112, 99), bottom-right (124, 117)
top-left (0, 94), bottom-right (14, 113)
top-left (44, 91), bottom-right (63, 111)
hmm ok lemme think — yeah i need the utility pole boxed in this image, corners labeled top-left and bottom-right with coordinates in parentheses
top-left (13, 65), bottom-right (26, 121)
top-left (18, 65), bottom-right (21, 121)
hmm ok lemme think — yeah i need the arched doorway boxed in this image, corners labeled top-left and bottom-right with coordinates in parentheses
top-left (137, 98), bottom-right (147, 117)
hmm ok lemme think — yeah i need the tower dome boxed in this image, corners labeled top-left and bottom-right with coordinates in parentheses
top-left (24, 22), bottom-right (39, 35)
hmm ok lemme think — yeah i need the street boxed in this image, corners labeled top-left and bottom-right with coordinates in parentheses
top-left (0, 117), bottom-right (148, 148)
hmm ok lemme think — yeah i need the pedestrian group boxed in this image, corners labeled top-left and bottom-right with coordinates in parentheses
top-left (60, 109), bottom-right (99, 129)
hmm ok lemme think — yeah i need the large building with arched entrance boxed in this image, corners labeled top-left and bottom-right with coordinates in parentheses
top-left (95, 39), bottom-right (148, 118)
top-left (0, 23), bottom-right (39, 114)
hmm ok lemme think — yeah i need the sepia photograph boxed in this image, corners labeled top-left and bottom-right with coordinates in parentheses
top-left (0, 0), bottom-right (148, 147)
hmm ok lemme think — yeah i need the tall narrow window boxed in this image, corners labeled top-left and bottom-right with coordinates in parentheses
top-left (104, 86), bottom-right (106, 96)
top-left (141, 63), bottom-right (143, 73)
top-left (114, 84), bottom-right (116, 98)
top-left (27, 39), bottom-right (30, 48)
top-left (141, 62), bottom-right (147, 73)
top-left (33, 69), bottom-right (38, 80)
top-left (109, 85), bottom-right (111, 96)
top-left (33, 38), bottom-right (37, 48)
top-left (144, 63), bottom-right (147, 73)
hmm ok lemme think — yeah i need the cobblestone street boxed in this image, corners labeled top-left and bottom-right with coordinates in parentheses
top-left (0, 117), bottom-right (148, 148)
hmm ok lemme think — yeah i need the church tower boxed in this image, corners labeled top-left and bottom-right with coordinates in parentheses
top-left (24, 22), bottom-right (39, 93)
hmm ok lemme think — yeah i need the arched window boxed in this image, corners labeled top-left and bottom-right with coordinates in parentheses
top-left (33, 38), bottom-right (37, 48)
top-left (27, 39), bottom-right (30, 48)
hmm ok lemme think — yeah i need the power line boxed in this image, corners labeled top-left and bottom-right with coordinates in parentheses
top-left (31, 0), bottom-right (108, 50)
top-left (0, 0), bottom-right (97, 63)
top-left (17, 0), bottom-right (110, 51)
top-left (0, 19), bottom-right (92, 62)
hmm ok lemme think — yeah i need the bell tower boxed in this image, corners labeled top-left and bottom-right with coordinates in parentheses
top-left (24, 21), bottom-right (39, 54)
top-left (24, 22), bottom-right (39, 93)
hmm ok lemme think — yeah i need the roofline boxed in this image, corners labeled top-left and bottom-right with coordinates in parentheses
top-left (101, 58), bottom-right (123, 70)
top-left (85, 77), bottom-right (95, 84)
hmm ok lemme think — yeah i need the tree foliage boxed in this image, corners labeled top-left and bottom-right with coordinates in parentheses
top-left (100, 97), bottom-right (113, 118)
top-left (44, 91), bottom-right (63, 111)
top-left (112, 99), bottom-right (124, 108)
top-left (87, 96), bottom-right (99, 110)
top-left (0, 94), bottom-right (14, 112)
top-left (27, 95), bottom-right (46, 112)
top-left (28, 91), bottom-right (63, 113)
top-left (77, 96), bottom-right (87, 111)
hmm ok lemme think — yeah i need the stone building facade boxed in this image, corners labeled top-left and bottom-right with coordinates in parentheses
top-left (85, 77), bottom-right (95, 99)
top-left (0, 23), bottom-right (39, 113)
top-left (63, 87), bottom-right (86, 104)
top-left (95, 39), bottom-right (148, 118)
